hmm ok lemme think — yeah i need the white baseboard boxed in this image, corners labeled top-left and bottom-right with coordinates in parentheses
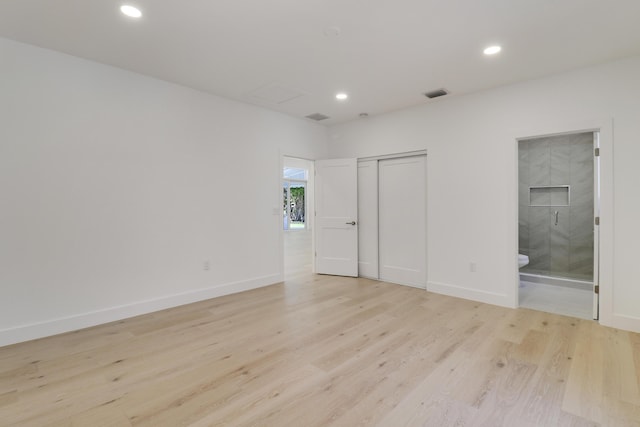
top-left (0, 274), bottom-right (281, 347)
top-left (427, 281), bottom-right (511, 308)
top-left (601, 312), bottom-right (640, 334)
top-left (383, 279), bottom-right (426, 290)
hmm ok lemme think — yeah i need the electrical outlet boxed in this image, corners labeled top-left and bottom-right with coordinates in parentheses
top-left (203, 261), bottom-right (210, 271)
top-left (470, 262), bottom-right (477, 272)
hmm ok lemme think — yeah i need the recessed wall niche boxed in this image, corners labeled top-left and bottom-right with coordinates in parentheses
top-left (529, 185), bottom-right (570, 206)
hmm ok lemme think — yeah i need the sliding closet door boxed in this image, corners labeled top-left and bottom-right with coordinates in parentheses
top-left (379, 156), bottom-right (426, 288)
top-left (357, 160), bottom-right (378, 278)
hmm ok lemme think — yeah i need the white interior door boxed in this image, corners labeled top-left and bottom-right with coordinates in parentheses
top-left (379, 156), bottom-right (427, 288)
top-left (315, 158), bottom-right (358, 276)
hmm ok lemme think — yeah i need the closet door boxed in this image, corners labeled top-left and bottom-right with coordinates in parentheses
top-left (357, 160), bottom-right (378, 278)
top-left (379, 156), bottom-right (426, 288)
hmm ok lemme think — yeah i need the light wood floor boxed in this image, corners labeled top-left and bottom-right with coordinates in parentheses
top-left (1, 275), bottom-right (639, 426)
top-left (284, 229), bottom-right (312, 280)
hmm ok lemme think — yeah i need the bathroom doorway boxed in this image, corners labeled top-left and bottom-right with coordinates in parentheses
top-left (517, 131), bottom-right (599, 320)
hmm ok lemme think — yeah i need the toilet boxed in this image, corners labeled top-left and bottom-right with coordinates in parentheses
top-left (518, 254), bottom-right (529, 269)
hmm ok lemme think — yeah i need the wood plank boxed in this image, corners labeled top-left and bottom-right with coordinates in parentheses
top-left (0, 274), bottom-right (638, 426)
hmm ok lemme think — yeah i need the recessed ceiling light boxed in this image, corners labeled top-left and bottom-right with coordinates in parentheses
top-left (336, 93), bottom-right (348, 101)
top-left (483, 45), bottom-right (502, 55)
top-left (120, 5), bottom-right (142, 18)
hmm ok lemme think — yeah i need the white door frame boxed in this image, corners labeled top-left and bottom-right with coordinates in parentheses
top-left (592, 132), bottom-right (601, 319)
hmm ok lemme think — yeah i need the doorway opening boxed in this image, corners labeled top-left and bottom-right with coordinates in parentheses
top-left (517, 131), bottom-right (600, 320)
top-left (283, 169), bottom-right (307, 230)
top-left (283, 181), bottom-right (307, 230)
top-left (283, 157), bottom-right (314, 280)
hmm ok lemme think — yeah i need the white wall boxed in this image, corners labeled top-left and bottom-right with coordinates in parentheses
top-left (328, 56), bottom-right (640, 333)
top-left (0, 38), bottom-right (328, 346)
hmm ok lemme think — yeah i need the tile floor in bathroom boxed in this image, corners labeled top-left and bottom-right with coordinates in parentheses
top-left (519, 280), bottom-right (594, 320)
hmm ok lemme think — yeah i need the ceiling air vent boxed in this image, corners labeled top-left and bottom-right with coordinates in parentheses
top-left (424, 88), bottom-right (449, 99)
top-left (305, 113), bottom-right (330, 121)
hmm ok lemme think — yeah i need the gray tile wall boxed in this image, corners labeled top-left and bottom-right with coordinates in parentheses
top-left (518, 133), bottom-right (594, 281)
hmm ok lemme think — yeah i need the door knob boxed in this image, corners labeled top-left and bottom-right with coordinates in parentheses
top-left (346, 221), bottom-right (356, 225)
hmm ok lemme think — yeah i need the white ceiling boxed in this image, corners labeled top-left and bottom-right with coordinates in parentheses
top-left (1, 1), bottom-right (640, 125)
